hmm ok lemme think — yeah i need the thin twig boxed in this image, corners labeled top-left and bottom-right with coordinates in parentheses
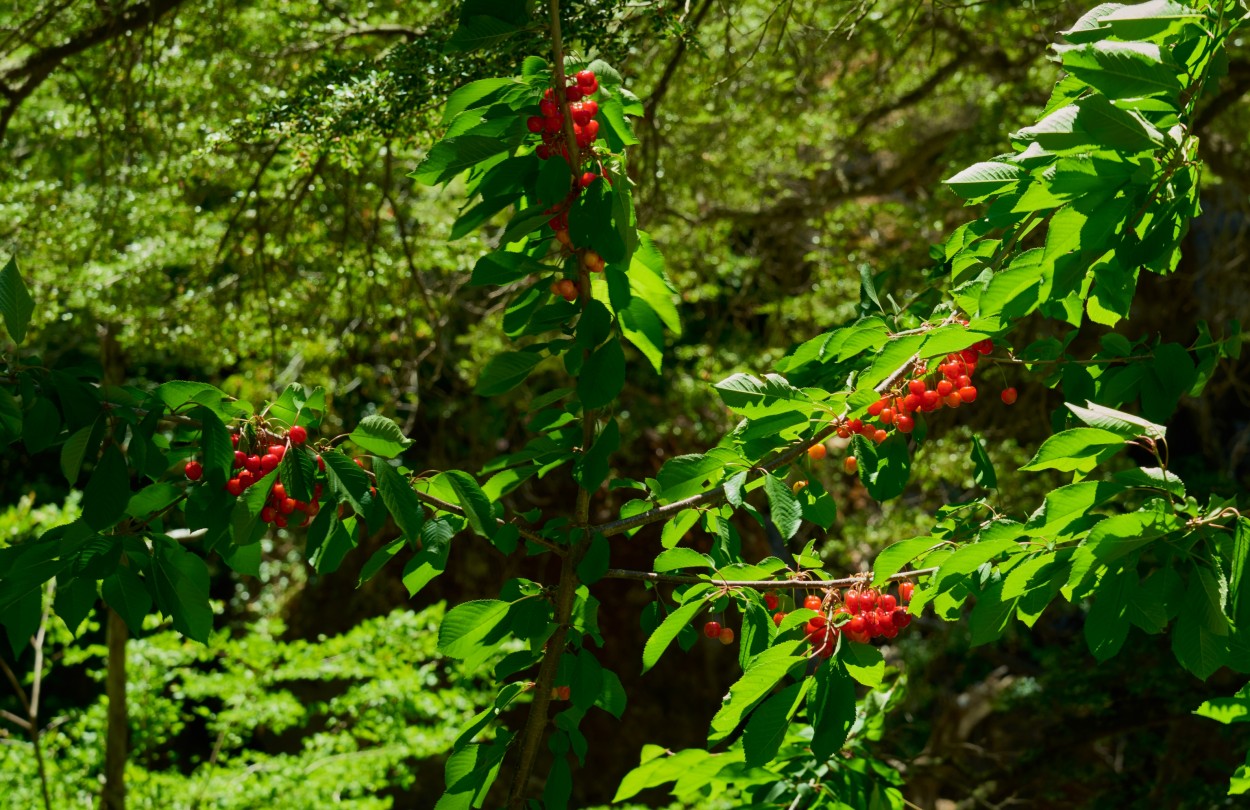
top-left (601, 566), bottom-right (939, 589)
top-left (411, 488), bottom-right (562, 555)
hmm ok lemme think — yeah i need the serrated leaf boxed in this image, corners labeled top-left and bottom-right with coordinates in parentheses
top-left (438, 599), bottom-right (512, 659)
top-left (708, 640), bottom-right (806, 745)
top-left (101, 566), bottom-right (151, 636)
top-left (1066, 400), bottom-right (1165, 440)
top-left (278, 446), bottom-right (317, 502)
top-left (1021, 427), bottom-right (1126, 472)
top-left (475, 351), bottom-right (542, 397)
top-left (743, 680), bottom-right (809, 767)
top-left (654, 547), bottom-right (714, 572)
top-left (350, 414), bottom-right (415, 459)
top-left (0, 257), bottom-right (35, 344)
top-left (763, 473), bottom-right (802, 540)
top-left (642, 597), bottom-right (709, 674)
top-left (444, 470), bottom-right (495, 539)
top-left (150, 539), bottom-right (212, 642)
top-left (809, 656), bottom-right (857, 759)
top-left (375, 462), bottom-right (426, 541)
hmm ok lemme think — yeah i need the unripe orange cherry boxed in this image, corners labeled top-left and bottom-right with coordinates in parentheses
top-left (718, 627), bottom-right (735, 645)
top-left (844, 456), bottom-right (858, 474)
top-left (807, 443), bottom-right (827, 461)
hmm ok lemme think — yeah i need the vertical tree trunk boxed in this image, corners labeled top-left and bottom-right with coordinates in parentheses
top-left (99, 607), bottom-right (128, 810)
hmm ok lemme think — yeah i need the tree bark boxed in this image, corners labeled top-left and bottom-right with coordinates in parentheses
top-left (100, 607), bottom-right (128, 810)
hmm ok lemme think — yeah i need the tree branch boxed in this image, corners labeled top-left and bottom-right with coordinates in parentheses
top-left (410, 488), bottom-right (562, 555)
top-left (602, 566), bottom-right (939, 589)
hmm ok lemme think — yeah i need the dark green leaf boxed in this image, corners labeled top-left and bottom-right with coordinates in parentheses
top-left (578, 340), bottom-right (625, 410)
top-left (82, 445), bottom-right (130, 532)
top-left (375, 462), bottom-right (426, 542)
top-left (0, 257), bottom-right (35, 344)
top-left (150, 539), bottom-right (212, 642)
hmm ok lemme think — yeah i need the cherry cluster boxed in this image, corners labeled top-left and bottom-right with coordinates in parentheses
top-left (184, 424), bottom-right (324, 529)
top-left (701, 619), bottom-right (736, 646)
top-left (768, 581), bottom-right (916, 659)
top-left (527, 69), bottom-right (601, 160)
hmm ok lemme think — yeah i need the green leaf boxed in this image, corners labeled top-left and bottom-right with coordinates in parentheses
top-left (708, 640), bottom-right (806, 745)
top-left (809, 657), bottom-right (857, 759)
top-left (444, 14), bottom-right (520, 53)
top-left (713, 373), bottom-right (812, 418)
top-left (150, 539), bottom-right (212, 642)
top-left (642, 597), bottom-right (709, 674)
top-left (851, 433), bottom-right (912, 501)
top-left (763, 473), bottom-right (802, 540)
top-left (577, 532), bottom-right (610, 585)
top-left (1085, 566), bottom-right (1133, 661)
top-left (652, 452), bottom-right (730, 502)
top-left (1020, 427), bottom-right (1126, 473)
top-left (743, 680), bottom-right (809, 767)
top-left (60, 421), bottom-right (97, 483)
top-left (654, 547), bottom-right (714, 573)
top-left (1059, 3), bottom-right (1127, 43)
top-left (970, 435), bottom-right (998, 489)
top-left (1056, 40), bottom-right (1183, 101)
top-left (125, 483), bottom-right (182, 518)
top-left (578, 340), bottom-right (626, 410)
top-left (944, 161), bottom-right (1028, 200)
top-left (969, 575), bottom-right (1016, 646)
top-left (574, 418), bottom-right (619, 493)
top-left (278, 446), bottom-right (318, 502)
top-left (438, 599), bottom-right (512, 659)
top-left (375, 462), bottom-right (426, 541)
top-left (83, 445), bottom-right (130, 532)
top-left (872, 536), bottom-right (941, 587)
top-left (441, 77), bottom-right (516, 124)
top-left (54, 575), bottom-right (98, 634)
top-left (191, 406), bottom-right (234, 486)
top-left (841, 641), bottom-right (885, 688)
top-left (0, 257), bottom-right (34, 344)
top-left (413, 135), bottom-right (509, 185)
top-left (444, 471), bottom-right (495, 539)
top-left (101, 567), bottom-right (151, 636)
top-left (402, 519), bottom-right (454, 596)
top-left (1012, 94), bottom-right (1163, 155)
top-left (1102, 1), bottom-right (1204, 40)
top-left (1066, 400), bottom-right (1166, 440)
top-left (1172, 567), bottom-right (1231, 679)
top-left (470, 250), bottom-right (548, 286)
top-left (350, 414), bottom-right (415, 459)
top-left (321, 451), bottom-right (373, 513)
top-left (475, 351), bottom-right (542, 397)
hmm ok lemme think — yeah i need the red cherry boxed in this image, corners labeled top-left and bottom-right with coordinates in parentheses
top-left (526, 116), bottom-right (544, 133)
top-left (316, 454), bottom-right (326, 472)
top-left (773, 611), bottom-right (786, 626)
top-left (540, 98), bottom-right (558, 117)
top-left (354, 457), bottom-right (366, 468)
top-left (233, 451), bottom-right (245, 468)
top-left (536, 144), bottom-right (551, 160)
top-left (1001, 387), bottom-right (1018, 405)
top-left (289, 425), bottom-right (308, 444)
top-left (306, 501), bottom-right (321, 517)
top-left (542, 116), bottom-right (561, 134)
top-left (238, 470), bottom-right (255, 488)
top-left (847, 616), bottom-right (866, 635)
top-left (900, 581), bottom-right (915, 603)
top-left (260, 454), bottom-right (280, 474)
top-left (892, 609), bottom-right (912, 629)
top-left (280, 498), bottom-right (297, 515)
top-left (803, 595), bottom-right (822, 611)
top-left (718, 627), bottom-right (735, 645)
top-left (902, 393), bottom-right (922, 412)
top-left (873, 429), bottom-right (888, 444)
top-left (274, 515), bottom-right (288, 529)
top-left (184, 460), bottom-right (203, 481)
top-left (231, 433), bottom-right (240, 448)
top-left (836, 425), bottom-right (851, 439)
top-left (580, 171), bottom-right (598, 188)
top-left (565, 85), bottom-right (583, 102)
top-left (960, 348), bottom-right (979, 365)
top-left (944, 392), bottom-right (963, 408)
top-left (936, 379), bottom-right (954, 396)
top-left (908, 379), bottom-right (927, 396)
top-left (268, 444), bottom-right (286, 460)
top-left (867, 399), bottom-right (887, 417)
top-left (879, 594), bottom-right (897, 612)
top-left (959, 385), bottom-right (978, 403)
top-left (864, 613), bottom-right (880, 636)
top-left (861, 589), bottom-right (879, 609)
top-left (260, 507), bottom-right (277, 523)
top-left (225, 478), bottom-right (244, 497)
top-left (880, 619), bottom-right (900, 639)
top-left (956, 374), bottom-right (972, 389)
top-left (272, 483), bottom-right (286, 501)
top-left (844, 591), bottom-right (861, 614)
top-left (244, 455), bottom-right (261, 473)
top-left (581, 100), bottom-right (598, 119)
top-left (921, 390), bottom-right (940, 411)
top-left (575, 69), bottom-right (596, 87)
top-left (844, 456), bottom-right (858, 474)
top-left (896, 415), bottom-right (915, 433)
top-left (703, 620), bottom-right (721, 639)
top-left (975, 338), bottom-right (994, 355)
top-left (879, 408), bottom-right (894, 425)
top-left (764, 592), bottom-right (779, 611)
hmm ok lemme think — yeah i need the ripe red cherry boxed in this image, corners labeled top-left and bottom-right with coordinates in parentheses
top-left (1001, 387), bottom-right (1018, 405)
top-left (231, 433), bottom-right (240, 448)
top-left (899, 581), bottom-right (915, 603)
top-left (844, 456), bottom-right (858, 474)
top-left (268, 444), bottom-right (286, 460)
top-left (867, 399), bottom-right (887, 416)
top-left (902, 393), bottom-right (922, 412)
top-left (703, 620), bottom-right (721, 639)
top-left (921, 390), bottom-right (940, 411)
top-left (861, 589), bottom-right (879, 609)
top-left (274, 515), bottom-right (288, 529)
top-left (879, 408), bottom-right (894, 425)
top-left (803, 595), bottom-right (822, 611)
top-left (316, 454), bottom-right (326, 472)
top-left (975, 338), bottom-right (994, 355)
top-left (844, 591), bottom-right (861, 614)
top-left (289, 425), bottom-right (308, 444)
top-left (718, 627), bottom-right (735, 645)
top-left (908, 379), bottom-right (927, 396)
top-left (847, 615), bottom-right (866, 635)
top-left (873, 429), bottom-right (888, 444)
top-left (955, 374), bottom-right (972, 388)
top-left (238, 470), bottom-right (255, 488)
top-left (892, 610), bottom-right (912, 629)
top-left (243, 455), bottom-right (260, 473)
top-left (280, 498), bottom-right (297, 515)
top-left (565, 85), bottom-right (584, 102)
top-left (225, 478), bottom-right (244, 496)
top-left (959, 385), bottom-right (978, 403)
top-left (260, 507), bottom-right (277, 523)
top-left (260, 454), bottom-right (280, 473)
top-left (581, 99), bottom-right (599, 119)
top-left (526, 116), bottom-right (544, 133)
top-left (944, 392), bottom-right (963, 408)
top-left (835, 425), bottom-right (851, 439)
top-left (960, 348), bottom-right (979, 365)
top-left (580, 171), bottom-right (598, 188)
top-left (184, 460), bottom-right (203, 481)
top-left (233, 450), bottom-right (246, 468)
top-left (272, 483), bottom-right (286, 501)
top-left (879, 594), bottom-right (897, 612)
top-left (936, 379), bottom-right (954, 396)
top-left (764, 592), bottom-right (779, 611)
top-left (808, 443), bottom-right (827, 461)
top-left (896, 415), bottom-right (915, 433)
top-left (773, 611), bottom-right (786, 626)
top-left (575, 69), bottom-right (596, 87)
